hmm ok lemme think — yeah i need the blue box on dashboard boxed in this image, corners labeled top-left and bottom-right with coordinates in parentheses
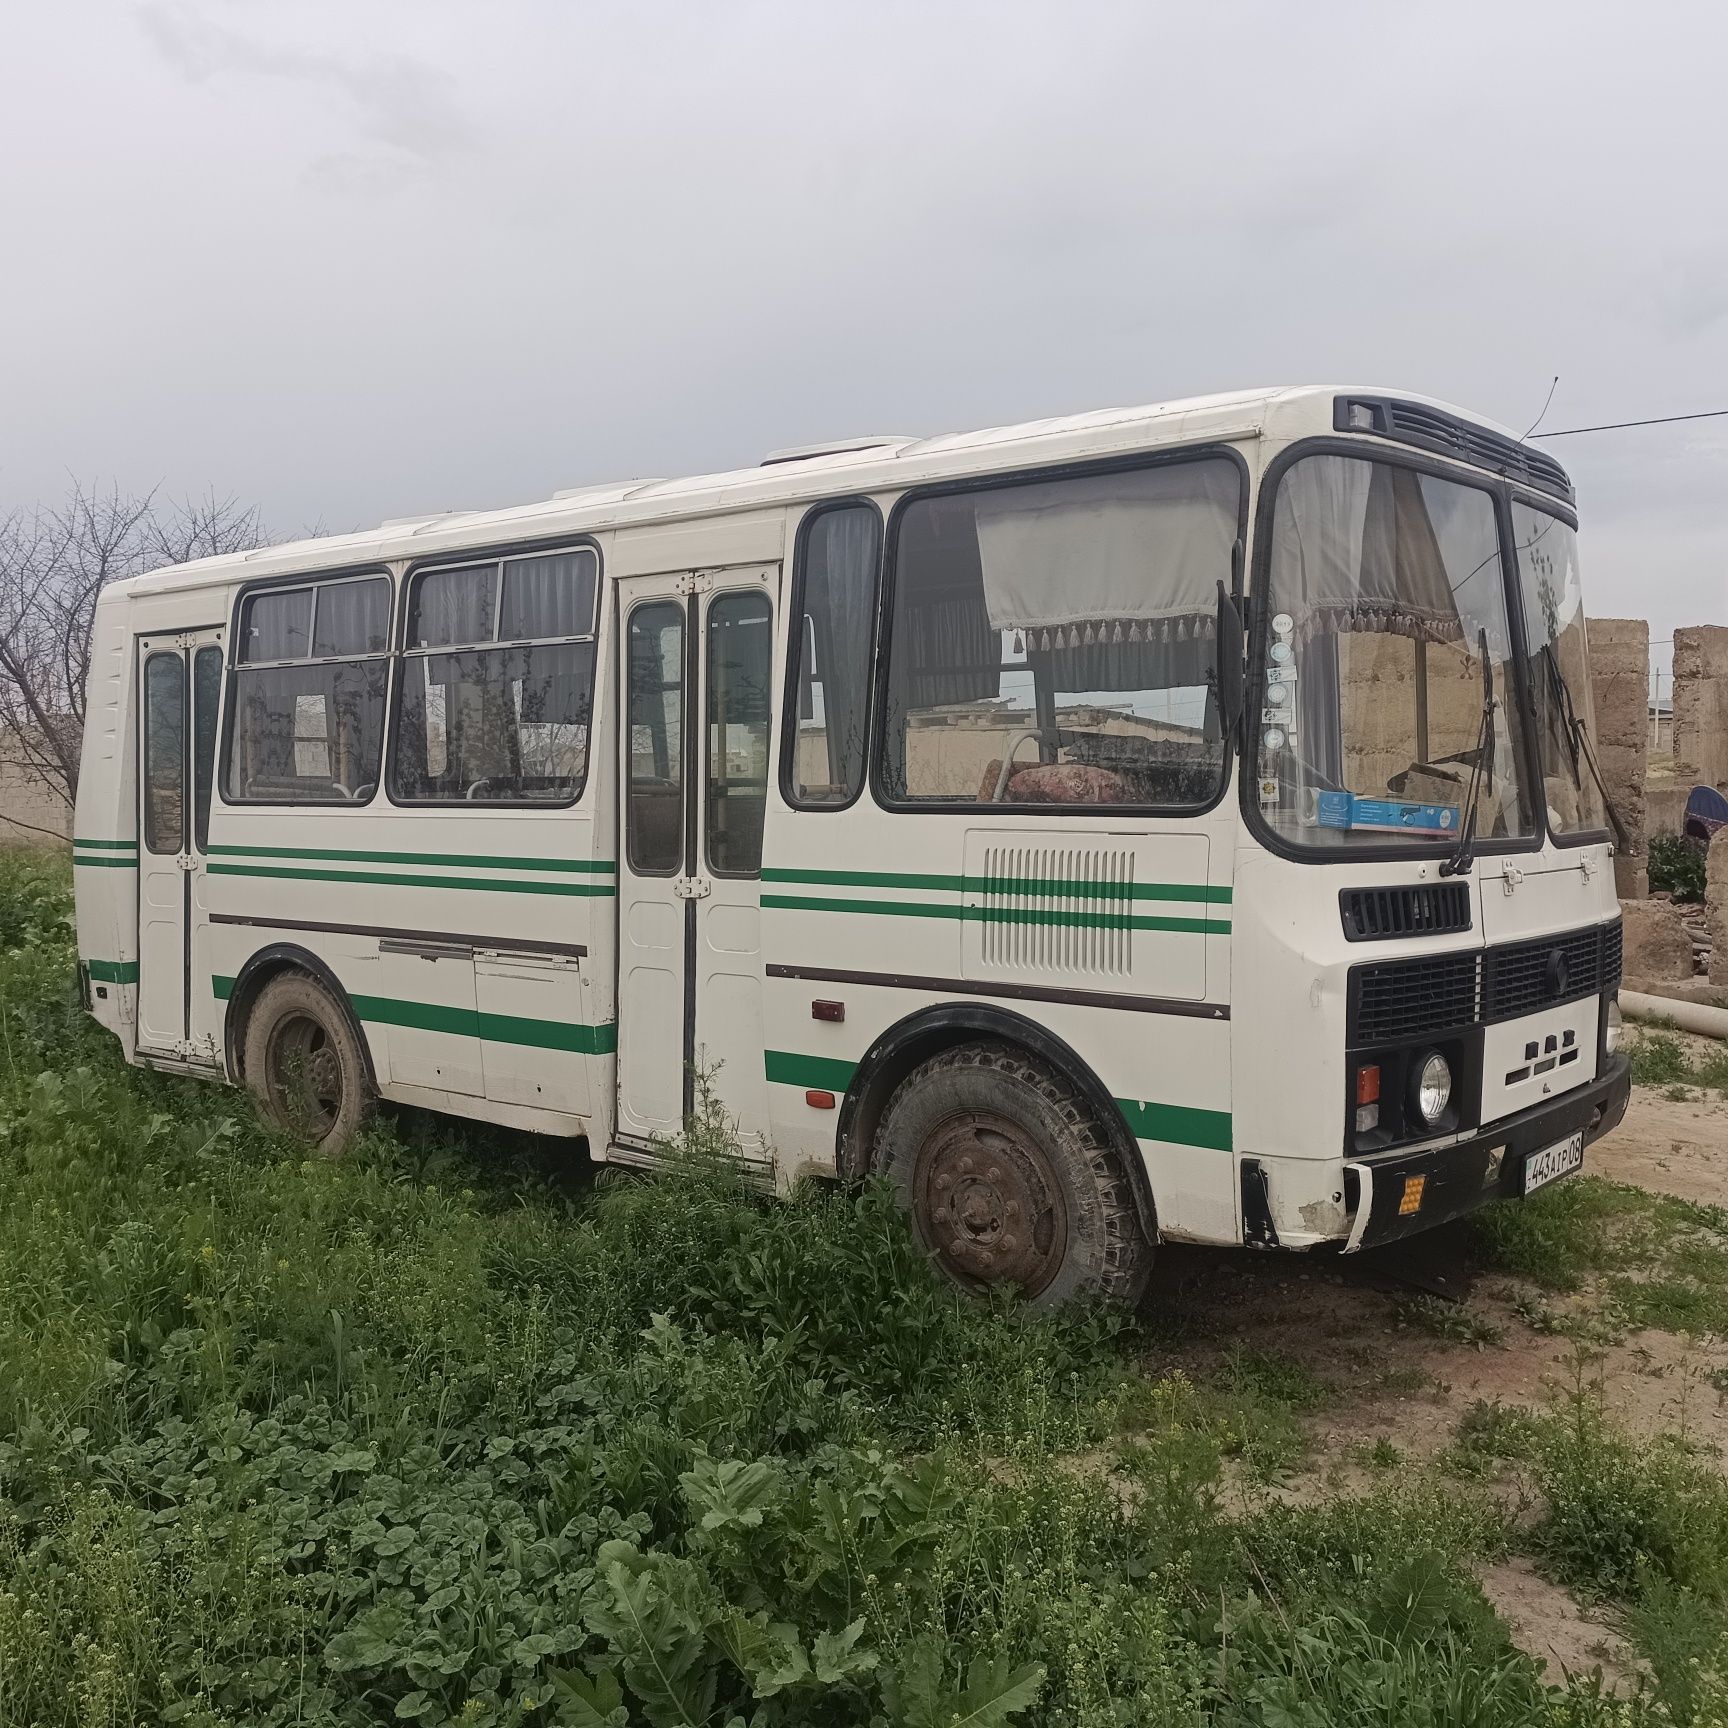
top-left (1315, 791), bottom-right (1459, 835)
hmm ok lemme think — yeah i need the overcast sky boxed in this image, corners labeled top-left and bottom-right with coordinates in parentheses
top-left (4, 2), bottom-right (1724, 667)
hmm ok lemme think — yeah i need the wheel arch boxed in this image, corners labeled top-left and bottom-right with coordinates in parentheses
top-left (835, 1002), bottom-right (1158, 1241)
top-left (223, 943), bottom-right (379, 1094)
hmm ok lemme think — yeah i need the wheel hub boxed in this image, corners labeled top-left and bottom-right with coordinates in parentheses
top-left (267, 1012), bottom-right (342, 1138)
top-left (915, 1110), bottom-right (1067, 1294)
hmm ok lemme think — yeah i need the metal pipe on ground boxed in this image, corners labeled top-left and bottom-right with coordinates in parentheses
top-left (1620, 989), bottom-right (1728, 1042)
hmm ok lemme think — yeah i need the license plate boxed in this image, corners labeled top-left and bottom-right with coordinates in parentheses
top-left (1522, 1131), bottom-right (1584, 1196)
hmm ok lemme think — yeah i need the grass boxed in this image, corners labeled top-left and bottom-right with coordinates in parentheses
top-left (0, 848), bottom-right (1722, 1725)
top-left (1627, 1029), bottom-right (1728, 1094)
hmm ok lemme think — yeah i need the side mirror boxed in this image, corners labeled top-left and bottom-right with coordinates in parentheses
top-left (1215, 577), bottom-right (1245, 739)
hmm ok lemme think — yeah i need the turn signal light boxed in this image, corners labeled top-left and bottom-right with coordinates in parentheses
top-left (1355, 1064), bottom-right (1381, 1106)
top-left (805, 1090), bottom-right (836, 1110)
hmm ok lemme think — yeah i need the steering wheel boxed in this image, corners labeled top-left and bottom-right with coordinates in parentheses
top-left (464, 777), bottom-right (494, 800)
top-left (331, 781), bottom-right (354, 800)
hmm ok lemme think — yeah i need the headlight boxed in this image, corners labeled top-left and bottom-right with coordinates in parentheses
top-left (1415, 1051), bottom-right (1452, 1126)
top-left (1605, 997), bottom-right (1624, 1055)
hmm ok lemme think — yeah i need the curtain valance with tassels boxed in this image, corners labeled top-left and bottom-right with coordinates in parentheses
top-left (973, 457), bottom-right (1239, 647)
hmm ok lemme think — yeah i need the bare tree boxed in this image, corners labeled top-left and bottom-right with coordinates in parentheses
top-left (0, 481), bottom-right (264, 829)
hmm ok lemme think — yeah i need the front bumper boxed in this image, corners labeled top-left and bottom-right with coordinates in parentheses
top-left (1343, 1051), bottom-right (1631, 1251)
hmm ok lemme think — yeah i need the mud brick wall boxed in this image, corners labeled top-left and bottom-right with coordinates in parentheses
top-left (1586, 618), bottom-right (1648, 894)
top-left (1674, 625), bottom-right (1728, 793)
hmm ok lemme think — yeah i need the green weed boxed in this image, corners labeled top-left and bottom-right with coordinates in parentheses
top-left (0, 852), bottom-right (1719, 1727)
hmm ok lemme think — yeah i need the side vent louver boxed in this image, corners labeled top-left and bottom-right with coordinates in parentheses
top-left (1340, 882), bottom-right (1472, 943)
top-left (977, 843), bottom-right (1134, 976)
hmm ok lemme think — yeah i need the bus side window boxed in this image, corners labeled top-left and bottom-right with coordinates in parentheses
top-left (626, 604), bottom-right (685, 874)
top-left (391, 549), bottom-right (597, 806)
top-left (224, 575), bottom-right (390, 805)
top-left (706, 592), bottom-right (772, 875)
top-left (143, 652), bottom-right (186, 853)
top-left (192, 645), bottom-right (222, 850)
top-left (785, 504), bottom-right (880, 807)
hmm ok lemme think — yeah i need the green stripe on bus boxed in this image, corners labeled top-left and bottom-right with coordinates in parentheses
top-left (763, 1048), bottom-right (1230, 1152)
top-left (74, 855), bottom-right (140, 868)
top-left (761, 865), bottom-right (1230, 904)
top-left (762, 866), bottom-right (966, 892)
top-left (1116, 1097), bottom-right (1234, 1152)
top-left (74, 838), bottom-right (138, 851)
top-left (210, 975), bottom-right (614, 1053)
top-left (207, 844), bottom-right (614, 873)
top-left (207, 862), bottom-right (615, 896)
top-left (971, 877), bottom-right (1231, 904)
top-left (763, 893), bottom-right (960, 921)
top-left (762, 894), bottom-right (1227, 935)
top-left (87, 959), bottom-right (139, 984)
top-left (764, 1050), bottom-right (860, 1092)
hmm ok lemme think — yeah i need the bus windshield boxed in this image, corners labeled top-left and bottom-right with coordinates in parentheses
top-left (1511, 501), bottom-right (1608, 837)
top-left (1255, 453), bottom-right (1537, 850)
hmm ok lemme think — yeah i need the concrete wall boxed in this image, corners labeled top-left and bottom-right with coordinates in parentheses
top-left (1674, 624), bottom-right (1728, 793)
top-left (1587, 618), bottom-right (1648, 893)
top-left (0, 748), bottom-right (72, 845)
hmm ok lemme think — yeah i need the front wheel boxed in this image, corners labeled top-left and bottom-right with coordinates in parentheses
top-left (242, 972), bottom-right (372, 1156)
top-left (874, 1041), bottom-right (1152, 1307)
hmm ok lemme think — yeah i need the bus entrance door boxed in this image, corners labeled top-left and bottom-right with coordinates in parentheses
top-left (615, 570), bottom-right (777, 1162)
top-left (135, 628), bottom-right (225, 1065)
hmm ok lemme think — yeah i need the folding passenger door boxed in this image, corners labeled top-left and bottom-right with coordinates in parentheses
top-left (614, 568), bottom-right (776, 1160)
top-left (135, 627), bottom-right (225, 1063)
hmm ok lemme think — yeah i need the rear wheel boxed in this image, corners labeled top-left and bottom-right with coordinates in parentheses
top-left (242, 972), bottom-right (372, 1156)
top-left (874, 1041), bottom-right (1152, 1307)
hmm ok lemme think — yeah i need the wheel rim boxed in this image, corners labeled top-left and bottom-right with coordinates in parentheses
top-left (912, 1108), bottom-right (1068, 1295)
top-left (265, 1011), bottom-right (343, 1139)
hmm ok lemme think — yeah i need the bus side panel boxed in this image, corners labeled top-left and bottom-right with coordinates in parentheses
top-left (73, 588), bottom-right (140, 1060)
top-left (759, 803), bottom-right (1239, 1243)
top-left (203, 809), bottom-right (615, 1131)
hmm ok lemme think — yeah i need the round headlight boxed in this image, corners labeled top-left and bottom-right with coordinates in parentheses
top-left (1415, 1051), bottom-right (1452, 1126)
top-left (1605, 997), bottom-right (1624, 1055)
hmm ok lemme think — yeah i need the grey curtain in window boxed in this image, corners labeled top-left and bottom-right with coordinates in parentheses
top-left (973, 459), bottom-right (1238, 649)
top-left (411, 566), bottom-right (494, 648)
top-left (1271, 456), bottom-right (1468, 645)
top-left (893, 498), bottom-right (998, 707)
top-left (243, 590), bottom-right (312, 662)
top-left (312, 578), bottom-right (390, 657)
top-left (1031, 634), bottom-right (1215, 698)
top-left (501, 551), bottom-right (597, 641)
top-left (804, 507), bottom-right (877, 743)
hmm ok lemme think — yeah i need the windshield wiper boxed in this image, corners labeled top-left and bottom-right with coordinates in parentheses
top-left (1440, 629), bottom-right (1495, 878)
top-left (1538, 640), bottom-right (1631, 850)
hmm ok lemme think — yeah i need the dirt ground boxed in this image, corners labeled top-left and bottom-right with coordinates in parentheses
top-left (1143, 1072), bottom-right (1728, 1686)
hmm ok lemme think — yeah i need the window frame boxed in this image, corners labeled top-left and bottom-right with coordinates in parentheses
top-left (705, 588), bottom-right (774, 879)
top-left (624, 598), bottom-right (688, 879)
top-left (1505, 488), bottom-right (1611, 851)
top-left (220, 565), bottom-right (395, 809)
top-left (142, 649), bottom-right (188, 855)
top-left (1240, 437), bottom-right (1554, 866)
top-left (385, 537), bottom-right (602, 810)
top-left (778, 496), bottom-right (885, 814)
top-left (869, 445), bottom-right (1251, 819)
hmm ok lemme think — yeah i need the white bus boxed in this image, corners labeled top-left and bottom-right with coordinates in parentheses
top-left (73, 386), bottom-right (1631, 1304)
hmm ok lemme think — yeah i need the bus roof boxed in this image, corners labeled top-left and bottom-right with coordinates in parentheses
top-left (112, 384), bottom-right (1529, 598)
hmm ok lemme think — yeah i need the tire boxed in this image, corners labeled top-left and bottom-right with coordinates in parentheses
top-left (874, 1040), bottom-right (1153, 1307)
top-left (242, 971), bottom-right (372, 1156)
